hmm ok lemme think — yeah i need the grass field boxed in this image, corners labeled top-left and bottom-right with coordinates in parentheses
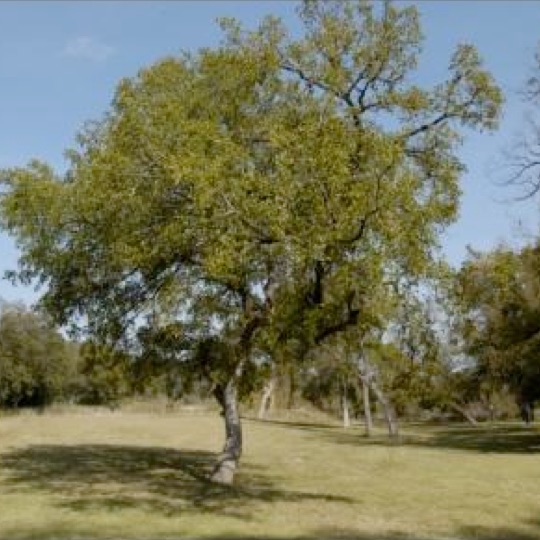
top-left (0, 409), bottom-right (539, 540)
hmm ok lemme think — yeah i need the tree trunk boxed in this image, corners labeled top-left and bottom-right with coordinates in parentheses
top-left (369, 378), bottom-right (399, 439)
top-left (287, 365), bottom-right (296, 409)
top-left (342, 378), bottom-right (351, 428)
top-left (449, 402), bottom-right (478, 426)
top-left (356, 354), bottom-right (398, 439)
top-left (361, 378), bottom-right (373, 437)
top-left (209, 297), bottom-right (264, 485)
top-left (258, 377), bottom-right (275, 420)
top-left (211, 375), bottom-right (243, 485)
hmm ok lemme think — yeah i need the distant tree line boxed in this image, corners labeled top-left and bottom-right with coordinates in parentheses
top-left (0, 303), bottom-right (166, 409)
top-left (0, 290), bottom-right (529, 431)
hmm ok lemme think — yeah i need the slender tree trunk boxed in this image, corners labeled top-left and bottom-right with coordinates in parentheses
top-left (287, 365), bottom-right (296, 409)
top-left (449, 402), bottom-right (478, 426)
top-left (356, 354), bottom-right (398, 439)
top-left (342, 377), bottom-right (351, 428)
top-left (369, 378), bottom-right (399, 439)
top-left (361, 378), bottom-right (373, 437)
top-left (258, 377), bottom-right (275, 420)
top-left (211, 375), bottom-right (243, 485)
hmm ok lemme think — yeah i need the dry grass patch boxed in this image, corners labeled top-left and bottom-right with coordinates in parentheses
top-left (0, 410), bottom-right (539, 540)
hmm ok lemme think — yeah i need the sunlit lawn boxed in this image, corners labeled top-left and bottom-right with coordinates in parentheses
top-left (0, 409), bottom-right (539, 540)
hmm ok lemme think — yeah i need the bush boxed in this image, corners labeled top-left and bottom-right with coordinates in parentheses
top-left (0, 304), bottom-right (73, 408)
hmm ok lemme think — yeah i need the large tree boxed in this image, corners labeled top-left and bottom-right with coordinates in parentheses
top-left (0, 1), bottom-right (501, 483)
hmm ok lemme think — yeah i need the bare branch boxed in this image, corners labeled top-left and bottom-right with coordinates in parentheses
top-left (401, 112), bottom-right (452, 140)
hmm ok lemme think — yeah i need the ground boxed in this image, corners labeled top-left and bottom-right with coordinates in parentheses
top-left (0, 408), bottom-right (539, 540)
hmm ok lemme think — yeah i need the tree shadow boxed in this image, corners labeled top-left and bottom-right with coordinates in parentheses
top-left (245, 531), bottom-right (437, 540)
top-left (457, 518), bottom-right (540, 540)
top-left (252, 418), bottom-right (540, 454)
top-left (4, 525), bottom-right (540, 540)
top-left (412, 424), bottom-right (540, 454)
top-left (161, 520), bottom-right (540, 540)
top-left (247, 417), bottom-right (344, 431)
top-left (0, 444), bottom-right (354, 519)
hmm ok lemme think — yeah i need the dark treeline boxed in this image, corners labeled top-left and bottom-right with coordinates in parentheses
top-left (0, 303), bottom-right (186, 410)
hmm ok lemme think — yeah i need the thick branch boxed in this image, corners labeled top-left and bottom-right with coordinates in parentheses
top-left (314, 294), bottom-right (360, 345)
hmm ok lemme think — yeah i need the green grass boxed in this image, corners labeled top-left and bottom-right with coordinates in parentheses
top-left (0, 409), bottom-right (539, 540)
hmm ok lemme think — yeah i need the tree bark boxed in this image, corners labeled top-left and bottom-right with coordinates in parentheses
top-left (258, 377), bottom-right (275, 420)
top-left (361, 378), bottom-right (373, 437)
top-left (209, 302), bottom-right (265, 484)
top-left (211, 375), bottom-right (243, 485)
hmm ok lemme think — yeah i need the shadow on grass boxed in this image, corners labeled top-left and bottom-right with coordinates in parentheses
top-left (209, 519), bottom-right (540, 540)
top-left (456, 519), bottom-right (540, 540)
top-left (0, 444), bottom-right (354, 519)
top-left (3, 524), bottom-right (540, 540)
top-left (245, 416), bottom-right (344, 430)
top-left (411, 424), bottom-right (540, 454)
top-left (251, 418), bottom-right (540, 454)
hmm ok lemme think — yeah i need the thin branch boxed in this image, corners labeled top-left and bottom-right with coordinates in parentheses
top-left (401, 112), bottom-right (452, 140)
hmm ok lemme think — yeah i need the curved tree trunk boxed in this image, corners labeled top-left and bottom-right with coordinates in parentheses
top-left (211, 375), bottom-right (243, 485)
top-left (210, 305), bottom-right (265, 484)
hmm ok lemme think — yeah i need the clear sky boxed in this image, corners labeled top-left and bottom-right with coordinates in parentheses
top-left (0, 1), bottom-right (539, 306)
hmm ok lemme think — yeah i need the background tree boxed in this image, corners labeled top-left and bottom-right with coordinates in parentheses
top-left (0, 304), bottom-right (72, 408)
top-left (300, 343), bottom-right (360, 427)
top-left (455, 245), bottom-right (540, 422)
top-left (76, 341), bottom-right (133, 408)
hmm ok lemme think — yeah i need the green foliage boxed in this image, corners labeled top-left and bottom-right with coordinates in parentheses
top-left (76, 341), bottom-right (133, 407)
top-left (0, 304), bottom-right (72, 408)
top-left (456, 244), bottom-right (540, 404)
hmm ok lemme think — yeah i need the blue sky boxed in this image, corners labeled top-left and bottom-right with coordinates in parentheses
top-left (0, 1), bottom-right (539, 305)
